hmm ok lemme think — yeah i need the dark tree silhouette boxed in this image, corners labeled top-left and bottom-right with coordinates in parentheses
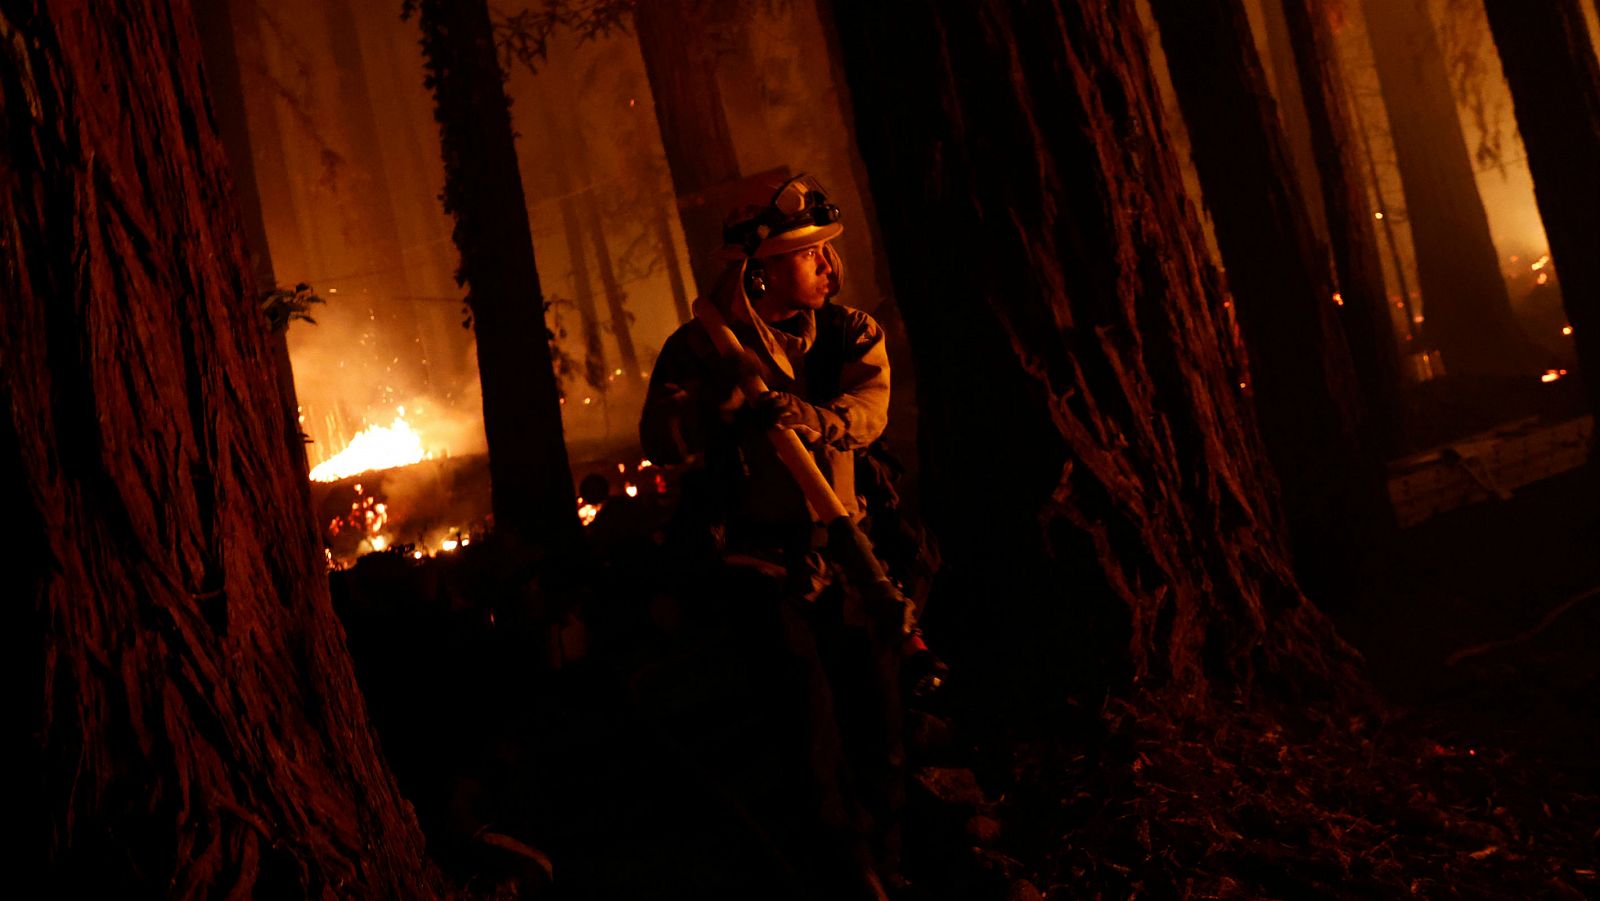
top-left (1483, 0), bottom-right (1600, 426)
top-left (1362, 0), bottom-right (1537, 378)
top-left (4, 1), bottom-right (436, 893)
top-left (632, 0), bottom-right (742, 292)
top-left (1146, 0), bottom-right (1392, 601)
top-left (409, 0), bottom-right (578, 546)
top-left (831, 0), bottom-right (1355, 710)
top-left (1280, 0), bottom-right (1406, 454)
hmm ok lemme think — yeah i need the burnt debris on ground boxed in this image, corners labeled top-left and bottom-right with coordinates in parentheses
top-left (328, 461), bottom-right (1599, 899)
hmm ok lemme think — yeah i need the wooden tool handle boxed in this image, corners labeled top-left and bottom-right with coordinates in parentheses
top-left (692, 296), bottom-right (850, 523)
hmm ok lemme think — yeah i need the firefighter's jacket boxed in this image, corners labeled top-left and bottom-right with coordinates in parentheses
top-left (640, 299), bottom-right (890, 530)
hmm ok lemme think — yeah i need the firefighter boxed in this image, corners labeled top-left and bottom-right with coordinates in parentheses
top-left (640, 173), bottom-right (918, 899)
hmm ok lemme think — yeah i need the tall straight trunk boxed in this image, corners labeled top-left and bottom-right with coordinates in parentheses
top-left (410, 0), bottom-right (577, 546)
top-left (1147, 0), bottom-right (1391, 600)
top-left (559, 193), bottom-right (610, 391)
top-left (1361, 0), bottom-right (1535, 378)
top-left (831, 0), bottom-right (1354, 709)
top-left (654, 203), bottom-right (693, 324)
top-left (322, 0), bottom-right (428, 392)
top-left (1281, 0), bottom-right (1405, 453)
top-left (4, 1), bottom-right (436, 893)
top-left (228, 0), bottom-right (313, 286)
top-left (1483, 0), bottom-right (1600, 426)
top-left (1347, 85), bottom-right (1421, 343)
top-left (580, 185), bottom-right (643, 384)
top-left (541, 102), bottom-right (609, 391)
top-left (633, 0), bottom-right (743, 293)
top-left (193, 0), bottom-right (305, 465)
top-left (1258, 0), bottom-right (1330, 250)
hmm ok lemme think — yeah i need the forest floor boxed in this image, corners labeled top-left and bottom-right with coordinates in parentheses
top-left (329, 455), bottom-right (1599, 900)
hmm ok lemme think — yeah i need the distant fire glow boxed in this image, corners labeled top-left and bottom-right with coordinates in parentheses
top-left (1541, 369), bottom-right (1567, 383)
top-left (309, 416), bottom-right (429, 482)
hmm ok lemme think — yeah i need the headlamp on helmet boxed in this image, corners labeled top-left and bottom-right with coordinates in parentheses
top-left (723, 174), bottom-right (842, 257)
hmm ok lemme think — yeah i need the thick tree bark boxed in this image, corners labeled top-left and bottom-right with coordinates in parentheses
top-left (1361, 0), bottom-right (1536, 378)
top-left (1280, 0), bottom-right (1405, 453)
top-left (2, 1), bottom-right (436, 894)
top-left (1483, 0), bottom-right (1600, 427)
top-left (1147, 0), bottom-right (1392, 600)
top-left (831, 0), bottom-right (1355, 709)
top-left (411, 0), bottom-right (578, 546)
top-left (633, 0), bottom-right (742, 293)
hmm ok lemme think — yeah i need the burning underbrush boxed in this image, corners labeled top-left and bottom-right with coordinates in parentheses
top-left (312, 455), bottom-right (493, 562)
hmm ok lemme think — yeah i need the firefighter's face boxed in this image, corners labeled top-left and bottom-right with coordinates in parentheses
top-left (761, 242), bottom-right (835, 315)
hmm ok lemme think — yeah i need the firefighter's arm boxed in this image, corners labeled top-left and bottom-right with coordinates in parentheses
top-left (640, 327), bottom-right (761, 464)
top-left (755, 310), bottom-right (889, 450)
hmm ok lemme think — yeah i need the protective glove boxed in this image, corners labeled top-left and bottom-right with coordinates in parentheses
top-left (751, 391), bottom-right (843, 445)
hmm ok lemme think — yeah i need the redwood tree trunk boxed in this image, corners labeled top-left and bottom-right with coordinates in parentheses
top-left (1147, 0), bottom-right (1392, 600)
top-left (411, 0), bottom-right (578, 546)
top-left (1280, 0), bottom-right (1405, 453)
top-left (3, 1), bottom-right (435, 894)
top-left (1483, 0), bottom-right (1600, 426)
top-left (1362, 0), bottom-right (1536, 378)
top-left (830, 0), bottom-right (1354, 708)
top-left (633, 0), bottom-right (742, 292)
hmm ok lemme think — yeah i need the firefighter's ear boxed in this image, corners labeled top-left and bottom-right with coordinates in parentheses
top-left (821, 243), bottom-right (843, 298)
top-left (743, 258), bottom-right (767, 299)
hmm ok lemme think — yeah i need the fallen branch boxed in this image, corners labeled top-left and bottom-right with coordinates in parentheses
top-left (1445, 585), bottom-right (1600, 666)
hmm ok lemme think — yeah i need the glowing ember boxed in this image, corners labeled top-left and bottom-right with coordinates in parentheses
top-left (624, 482), bottom-right (638, 498)
top-left (1332, 292), bottom-right (1344, 306)
top-left (1531, 254), bottom-right (1550, 271)
top-left (1562, 325), bottom-right (1574, 336)
top-left (578, 502), bottom-right (600, 526)
top-left (370, 535), bottom-right (388, 552)
top-left (309, 416), bottom-right (428, 482)
top-left (441, 538), bottom-right (459, 552)
top-left (1541, 369), bottom-right (1564, 383)
top-left (1537, 273), bottom-right (1550, 286)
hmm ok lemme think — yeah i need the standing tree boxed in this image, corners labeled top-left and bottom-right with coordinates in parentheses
top-left (408, 0), bottom-right (578, 547)
top-left (829, 0), bottom-right (1356, 712)
top-left (4, 0), bottom-right (436, 894)
top-left (1146, 0), bottom-right (1392, 600)
top-left (632, 0), bottom-right (743, 292)
top-left (1362, 0), bottom-right (1537, 379)
top-left (1280, 0), bottom-right (1406, 454)
top-left (1482, 0), bottom-right (1600, 425)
